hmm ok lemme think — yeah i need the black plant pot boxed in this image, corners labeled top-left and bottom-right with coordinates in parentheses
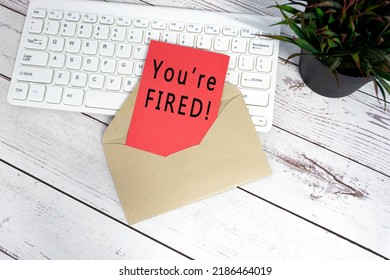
top-left (299, 52), bottom-right (371, 98)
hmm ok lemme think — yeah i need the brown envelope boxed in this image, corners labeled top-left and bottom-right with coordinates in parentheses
top-left (103, 83), bottom-right (271, 225)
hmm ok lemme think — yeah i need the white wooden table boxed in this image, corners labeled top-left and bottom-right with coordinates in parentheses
top-left (0, 0), bottom-right (389, 260)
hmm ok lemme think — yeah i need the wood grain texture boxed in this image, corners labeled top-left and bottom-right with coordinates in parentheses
top-left (0, 251), bottom-right (14, 260)
top-left (0, 76), bottom-right (387, 259)
top-left (273, 62), bottom-right (390, 176)
top-left (0, 0), bottom-right (389, 260)
top-left (0, 0), bottom-right (29, 14)
top-left (244, 129), bottom-right (390, 257)
top-left (0, 161), bottom-right (187, 260)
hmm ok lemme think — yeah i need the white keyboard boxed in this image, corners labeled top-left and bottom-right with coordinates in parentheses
top-left (8, 0), bottom-right (281, 132)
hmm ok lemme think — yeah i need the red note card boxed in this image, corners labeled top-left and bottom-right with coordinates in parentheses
top-left (125, 40), bottom-right (229, 156)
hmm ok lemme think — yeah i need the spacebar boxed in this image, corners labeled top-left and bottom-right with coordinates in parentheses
top-left (85, 90), bottom-right (129, 110)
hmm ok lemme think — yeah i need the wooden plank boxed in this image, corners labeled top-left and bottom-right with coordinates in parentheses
top-left (0, 161), bottom-right (187, 260)
top-left (0, 251), bottom-right (14, 260)
top-left (243, 129), bottom-right (390, 258)
top-left (0, 0), bottom-right (389, 258)
top-left (0, 3), bottom-right (24, 78)
top-left (273, 61), bottom-right (390, 176)
top-left (0, 0), bottom-right (29, 15)
top-left (0, 166), bottom-right (379, 260)
top-left (0, 76), bottom-right (387, 258)
top-left (136, 187), bottom-right (381, 259)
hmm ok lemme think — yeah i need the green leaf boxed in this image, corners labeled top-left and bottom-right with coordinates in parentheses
top-left (293, 38), bottom-right (320, 53)
top-left (350, 52), bottom-right (364, 76)
top-left (285, 52), bottom-right (303, 62)
top-left (315, 7), bottom-right (325, 25)
top-left (329, 57), bottom-right (342, 72)
top-left (276, 4), bottom-right (301, 15)
top-left (279, 8), bottom-right (311, 42)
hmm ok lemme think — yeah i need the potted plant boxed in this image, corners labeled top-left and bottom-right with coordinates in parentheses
top-left (268, 0), bottom-right (390, 100)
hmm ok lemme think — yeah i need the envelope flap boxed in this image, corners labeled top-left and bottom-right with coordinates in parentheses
top-left (103, 82), bottom-right (271, 225)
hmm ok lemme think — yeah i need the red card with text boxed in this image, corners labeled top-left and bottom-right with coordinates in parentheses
top-left (125, 40), bottom-right (229, 156)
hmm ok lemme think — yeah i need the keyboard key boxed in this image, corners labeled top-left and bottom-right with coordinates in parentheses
top-left (232, 38), bottom-right (247, 53)
top-left (77, 24), bottom-right (93, 38)
top-left (134, 18), bottom-right (149, 28)
top-left (238, 55), bottom-right (254, 70)
top-left (169, 22), bottom-right (185, 31)
top-left (21, 51), bottom-right (49, 66)
top-left (66, 55), bottom-right (83, 70)
top-left (49, 53), bottom-right (66, 68)
top-left (100, 58), bottom-right (116, 73)
top-left (241, 72), bottom-right (271, 89)
top-left (94, 25), bottom-right (110, 40)
top-left (226, 71), bottom-right (239, 86)
top-left (111, 27), bottom-right (127, 41)
top-left (82, 40), bottom-right (98, 55)
top-left (228, 54), bottom-right (238, 69)
top-left (65, 39), bottom-right (82, 53)
top-left (214, 37), bottom-right (230, 51)
top-left (256, 57), bottom-right (272, 72)
top-left (100, 15), bottom-right (115, 25)
top-left (32, 9), bottom-right (47, 19)
top-left (48, 10), bottom-right (63, 20)
top-left (178, 33), bottom-right (195, 47)
top-left (241, 28), bottom-right (257, 38)
top-left (145, 30), bottom-right (160, 44)
top-left (258, 31), bottom-right (274, 40)
top-left (25, 35), bottom-right (48, 50)
top-left (29, 84), bottom-right (46, 102)
top-left (241, 89), bottom-right (269, 106)
top-left (187, 23), bottom-right (202, 33)
top-left (10, 82), bottom-right (29, 100)
top-left (99, 42), bottom-right (115, 56)
top-left (54, 70), bottom-right (71, 85)
top-left (46, 86), bottom-right (63, 104)
top-left (48, 37), bottom-right (64, 51)
top-left (205, 25), bottom-right (220, 34)
top-left (118, 60), bottom-right (133, 75)
top-left (116, 43), bottom-right (132, 58)
top-left (133, 46), bottom-right (148, 60)
top-left (28, 19), bottom-right (44, 33)
top-left (65, 12), bottom-right (81, 22)
top-left (88, 74), bottom-right (105, 89)
top-left (249, 39), bottom-right (273, 56)
top-left (134, 61), bottom-right (144, 76)
top-left (82, 14), bottom-right (98, 23)
top-left (162, 32), bottom-right (177, 44)
top-left (123, 77), bottom-right (139, 92)
top-left (16, 67), bottom-right (53, 84)
top-left (117, 17), bottom-right (131, 26)
top-left (128, 29), bottom-right (143, 43)
top-left (247, 104), bottom-right (265, 116)
top-left (44, 20), bottom-right (60, 35)
top-left (106, 75), bottom-right (122, 91)
top-left (85, 90), bottom-right (127, 109)
top-left (196, 35), bottom-right (213, 49)
top-left (60, 22), bottom-right (77, 37)
top-left (83, 56), bottom-right (99, 71)
top-left (251, 115), bottom-right (267, 127)
top-left (151, 20), bottom-right (167, 30)
top-left (63, 88), bottom-right (84, 106)
top-left (223, 26), bottom-right (239, 36)
top-left (71, 72), bottom-right (88, 87)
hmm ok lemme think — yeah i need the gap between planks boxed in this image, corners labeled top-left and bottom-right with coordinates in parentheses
top-left (0, 157), bottom-right (193, 260)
